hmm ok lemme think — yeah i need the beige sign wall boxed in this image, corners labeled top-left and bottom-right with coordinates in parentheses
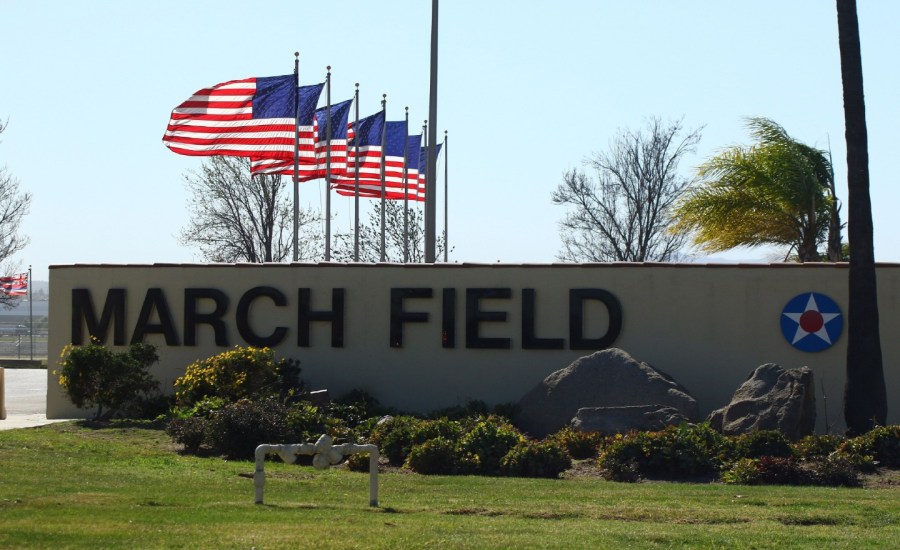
top-left (47, 263), bottom-right (899, 432)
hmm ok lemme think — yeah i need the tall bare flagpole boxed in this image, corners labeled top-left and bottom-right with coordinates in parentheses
top-left (443, 130), bottom-right (448, 263)
top-left (353, 83), bottom-right (360, 262)
top-left (28, 265), bottom-right (33, 360)
top-left (292, 52), bottom-right (300, 261)
top-left (324, 66), bottom-right (333, 261)
top-left (403, 106), bottom-right (410, 263)
top-left (379, 94), bottom-right (387, 262)
top-left (425, 0), bottom-right (439, 262)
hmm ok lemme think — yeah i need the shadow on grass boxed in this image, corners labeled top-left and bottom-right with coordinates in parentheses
top-left (75, 418), bottom-right (168, 431)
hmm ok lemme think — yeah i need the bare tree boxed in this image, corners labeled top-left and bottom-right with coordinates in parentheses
top-left (0, 119), bottom-right (32, 307)
top-left (332, 200), bottom-right (449, 263)
top-left (180, 156), bottom-right (323, 263)
top-left (552, 117), bottom-right (702, 262)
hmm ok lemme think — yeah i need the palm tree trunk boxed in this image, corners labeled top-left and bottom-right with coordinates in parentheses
top-left (836, 0), bottom-right (887, 435)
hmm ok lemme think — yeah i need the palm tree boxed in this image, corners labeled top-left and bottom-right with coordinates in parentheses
top-left (836, 0), bottom-right (886, 434)
top-left (671, 117), bottom-right (841, 262)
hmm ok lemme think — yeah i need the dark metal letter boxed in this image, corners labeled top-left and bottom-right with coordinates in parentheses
top-left (298, 288), bottom-right (345, 348)
top-left (237, 286), bottom-right (288, 347)
top-left (71, 288), bottom-right (126, 345)
top-left (390, 288), bottom-right (433, 348)
top-left (131, 288), bottom-right (180, 345)
top-left (184, 288), bottom-right (229, 346)
top-left (465, 288), bottom-right (512, 349)
top-left (522, 288), bottom-right (565, 350)
top-left (569, 289), bottom-right (622, 350)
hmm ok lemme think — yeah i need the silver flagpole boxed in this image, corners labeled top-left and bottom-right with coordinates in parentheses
top-left (425, 0), bottom-right (439, 262)
top-left (292, 52), bottom-right (300, 261)
top-left (443, 130), bottom-right (448, 263)
top-left (379, 94), bottom-right (387, 262)
top-left (28, 265), bottom-right (33, 360)
top-left (403, 106), bottom-right (409, 263)
top-left (324, 66), bottom-right (332, 261)
top-left (353, 83), bottom-right (360, 262)
top-left (422, 120), bottom-right (428, 262)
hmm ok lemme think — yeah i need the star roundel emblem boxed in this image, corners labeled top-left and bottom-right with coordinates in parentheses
top-left (780, 292), bottom-right (843, 352)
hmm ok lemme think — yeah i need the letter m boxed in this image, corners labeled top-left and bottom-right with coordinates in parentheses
top-left (71, 289), bottom-right (126, 345)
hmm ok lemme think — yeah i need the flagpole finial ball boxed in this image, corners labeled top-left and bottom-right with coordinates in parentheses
top-left (355, 82), bottom-right (359, 88)
top-left (294, 52), bottom-right (299, 58)
top-left (327, 65), bottom-right (331, 72)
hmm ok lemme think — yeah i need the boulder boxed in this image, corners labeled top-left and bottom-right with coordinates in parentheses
top-left (707, 364), bottom-right (815, 440)
top-left (571, 405), bottom-right (692, 434)
top-left (515, 348), bottom-right (699, 438)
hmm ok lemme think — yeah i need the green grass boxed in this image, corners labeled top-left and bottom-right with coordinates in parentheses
top-left (1, 422), bottom-right (897, 549)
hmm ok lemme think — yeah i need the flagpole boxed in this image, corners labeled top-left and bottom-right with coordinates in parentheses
top-left (379, 94), bottom-right (387, 262)
top-left (443, 130), bottom-right (448, 263)
top-left (324, 66), bottom-right (332, 261)
top-left (28, 265), bottom-right (33, 360)
top-left (422, 120), bottom-right (428, 263)
top-left (353, 83), bottom-right (360, 262)
top-left (425, 0), bottom-right (439, 263)
top-left (403, 106), bottom-right (410, 263)
top-left (292, 52), bottom-right (300, 262)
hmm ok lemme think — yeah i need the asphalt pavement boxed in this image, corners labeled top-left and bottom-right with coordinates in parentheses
top-left (1, 368), bottom-right (72, 430)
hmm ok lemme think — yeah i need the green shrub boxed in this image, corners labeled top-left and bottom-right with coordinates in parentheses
top-left (345, 451), bottom-right (377, 472)
top-left (166, 416), bottom-right (208, 454)
top-left (807, 454), bottom-right (862, 487)
top-left (56, 341), bottom-right (160, 419)
top-left (406, 437), bottom-right (458, 475)
top-left (733, 430), bottom-right (795, 459)
top-left (793, 434), bottom-right (842, 460)
top-left (457, 415), bottom-right (526, 476)
top-left (548, 426), bottom-right (604, 460)
top-left (598, 423), bottom-right (729, 480)
top-left (500, 440), bottom-right (572, 479)
top-left (752, 456), bottom-right (810, 485)
top-left (370, 416), bottom-right (425, 465)
top-left (285, 402), bottom-right (330, 443)
top-left (412, 417), bottom-right (464, 445)
top-left (173, 346), bottom-right (300, 408)
top-left (839, 425), bottom-right (900, 469)
top-left (203, 396), bottom-right (295, 459)
top-left (331, 389), bottom-right (390, 428)
top-left (721, 458), bottom-right (762, 485)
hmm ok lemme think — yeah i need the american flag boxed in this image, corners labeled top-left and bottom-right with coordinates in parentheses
top-left (0, 273), bottom-right (27, 297)
top-left (417, 142), bottom-right (443, 200)
top-left (331, 110), bottom-right (385, 195)
top-left (251, 98), bottom-right (353, 181)
top-left (247, 83), bottom-right (326, 175)
top-left (163, 75), bottom-right (324, 158)
top-left (333, 119), bottom-right (423, 201)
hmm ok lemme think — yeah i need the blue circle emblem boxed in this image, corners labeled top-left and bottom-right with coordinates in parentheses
top-left (780, 292), bottom-right (843, 352)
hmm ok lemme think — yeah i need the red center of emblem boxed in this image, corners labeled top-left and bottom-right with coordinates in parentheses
top-left (800, 310), bottom-right (824, 333)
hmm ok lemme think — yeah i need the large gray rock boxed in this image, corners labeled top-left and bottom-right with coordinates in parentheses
top-left (707, 364), bottom-right (815, 441)
top-left (515, 349), bottom-right (699, 437)
top-left (571, 405), bottom-right (692, 434)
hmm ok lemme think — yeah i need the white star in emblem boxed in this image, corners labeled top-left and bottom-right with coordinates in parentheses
top-left (783, 294), bottom-right (840, 344)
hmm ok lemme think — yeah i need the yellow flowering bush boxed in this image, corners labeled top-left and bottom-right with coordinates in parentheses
top-left (174, 346), bottom-right (298, 407)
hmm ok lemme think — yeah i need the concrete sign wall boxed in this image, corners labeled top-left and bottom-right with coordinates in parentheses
top-left (47, 263), bottom-right (899, 432)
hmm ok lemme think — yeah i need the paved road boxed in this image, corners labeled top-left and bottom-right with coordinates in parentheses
top-left (1, 368), bottom-right (71, 430)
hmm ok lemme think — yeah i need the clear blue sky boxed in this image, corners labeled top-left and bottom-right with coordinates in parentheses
top-left (2, 1), bottom-right (898, 282)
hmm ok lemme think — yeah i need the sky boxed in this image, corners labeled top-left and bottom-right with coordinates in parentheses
top-left (2, 1), bottom-right (899, 282)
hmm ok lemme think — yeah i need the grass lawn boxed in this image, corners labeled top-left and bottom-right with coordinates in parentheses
top-left (0, 421), bottom-right (897, 549)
